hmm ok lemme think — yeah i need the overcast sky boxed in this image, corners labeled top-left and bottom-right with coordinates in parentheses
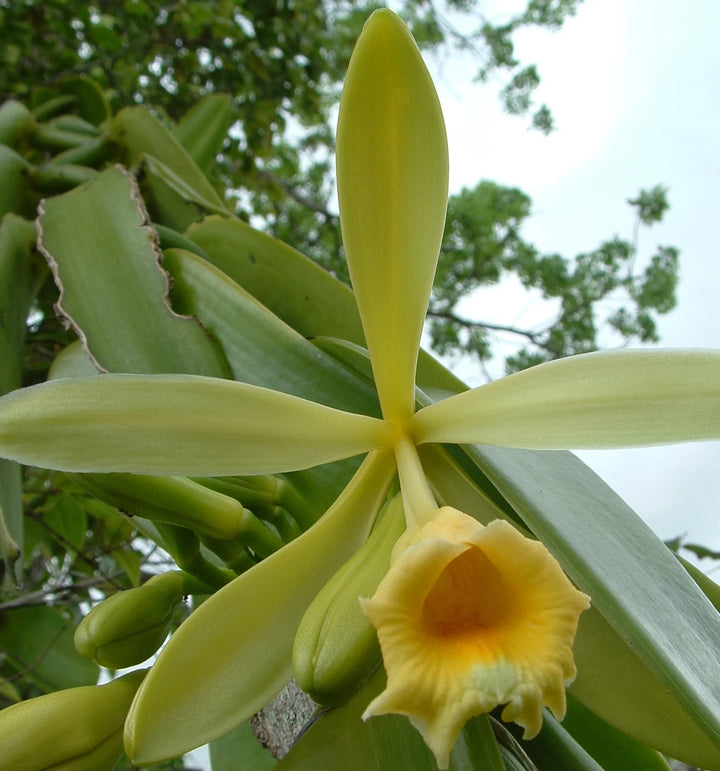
top-left (430, 0), bottom-right (720, 560)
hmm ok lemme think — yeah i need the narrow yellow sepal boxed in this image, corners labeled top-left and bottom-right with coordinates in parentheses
top-left (411, 349), bottom-right (720, 449)
top-left (337, 9), bottom-right (448, 423)
top-left (124, 450), bottom-right (397, 763)
top-left (0, 374), bottom-right (387, 475)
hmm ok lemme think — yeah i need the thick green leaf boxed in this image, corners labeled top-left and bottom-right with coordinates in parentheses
top-left (501, 711), bottom-right (602, 771)
top-left (0, 374), bottom-right (385, 476)
top-left (124, 450), bottom-right (396, 763)
top-left (56, 76), bottom-right (111, 125)
top-left (173, 94), bottom-right (232, 172)
top-left (108, 106), bottom-right (228, 210)
top-left (278, 667), bottom-right (506, 771)
top-left (138, 160), bottom-right (208, 231)
top-left (186, 217), bottom-right (464, 398)
top-left (163, 247), bottom-right (381, 415)
top-left (142, 154), bottom-right (230, 220)
top-left (561, 695), bottom-right (670, 771)
top-left (209, 721), bottom-right (275, 771)
top-left (187, 216), bottom-right (366, 346)
top-left (0, 606), bottom-right (99, 691)
top-left (0, 99), bottom-right (35, 147)
top-left (47, 339), bottom-right (100, 378)
top-left (467, 444), bottom-right (720, 762)
top-left (36, 166), bottom-right (230, 377)
top-left (570, 604), bottom-right (720, 769)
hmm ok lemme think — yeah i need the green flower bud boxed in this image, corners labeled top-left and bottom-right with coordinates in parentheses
top-left (0, 669), bottom-right (145, 770)
top-left (75, 572), bottom-right (185, 668)
top-left (293, 494), bottom-right (405, 705)
top-left (72, 473), bottom-right (251, 540)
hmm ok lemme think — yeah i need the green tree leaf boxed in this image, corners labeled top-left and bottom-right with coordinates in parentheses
top-left (0, 606), bottom-right (99, 693)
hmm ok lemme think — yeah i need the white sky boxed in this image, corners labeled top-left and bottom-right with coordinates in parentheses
top-left (431, 0), bottom-right (720, 558)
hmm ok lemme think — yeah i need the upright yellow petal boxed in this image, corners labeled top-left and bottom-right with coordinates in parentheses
top-left (337, 9), bottom-right (449, 423)
top-left (361, 507), bottom-right (589, 769)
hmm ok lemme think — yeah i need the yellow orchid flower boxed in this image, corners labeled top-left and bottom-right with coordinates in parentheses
top-left (360, 507), bottom-right (590, 769)
top-left (0, 7), bottom-right (719, 768)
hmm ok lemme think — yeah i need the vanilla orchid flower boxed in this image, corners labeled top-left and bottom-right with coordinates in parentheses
top-left (0, 7), bottom-right (718, 767)
top-left (361, 508), bottom-right (590, 769)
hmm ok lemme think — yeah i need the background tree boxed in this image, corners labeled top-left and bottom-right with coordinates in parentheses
top-left (0, 0), bottom-right (678, 376)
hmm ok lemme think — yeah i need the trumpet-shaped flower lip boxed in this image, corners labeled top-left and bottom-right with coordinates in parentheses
top-left (337, 9), bottom-right (448, 423)
top-left (361, 508), bottom-right (590, 769)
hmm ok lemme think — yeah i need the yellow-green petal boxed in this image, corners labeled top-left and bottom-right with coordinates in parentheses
top-left (0, 374), bottom-right (386, 475)
top-left (336, 9), bottom-right (448, 423)
top-left (411, 349), bottom-right (720, 449)
top-left (124, 450), bottom-right (397, 763)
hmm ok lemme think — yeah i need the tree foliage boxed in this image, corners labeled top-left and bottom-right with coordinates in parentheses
top-left (433, 181), bottom-right (678, 373)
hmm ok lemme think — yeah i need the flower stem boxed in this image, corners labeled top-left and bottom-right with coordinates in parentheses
top-left (394, 434), bottom-right (437, 528)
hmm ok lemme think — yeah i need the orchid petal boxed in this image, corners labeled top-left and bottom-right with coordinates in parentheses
top-left (0, 375), bottom-right (386, 475)
top-left (411, 349), bottom-right (720, 449)
top-left (124, 450), bottom-right (397, 763)
top-left (336, 9), bottom-right (448, 422)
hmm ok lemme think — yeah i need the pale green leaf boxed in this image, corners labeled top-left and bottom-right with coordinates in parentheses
top-left (569, 605), bottom-right (720, 769)
top-left (143, 154), bottom-right (230, 217)
top-left (162, 247), bottom-right (380, 415)
top-left (124, 450), bottom-right (396, 763)
top-left (502, 710), bottom-right (603, 771)
top-left (186, 216), bottom-right (366, 348)
top-left (561, 695), bottom-right (671, 771)
top-left (412, 349), bottom-right (720, 448)
top-left (184, 216), bottom-right (464, 398)
top-left (0, 374), bottom-right (386, 476)
top-left (36, 166), bottom-right (230, 377)
top-left (108, 106), bottom-right (228, 211)
top-left (336, 9), bottom-right (448, 421)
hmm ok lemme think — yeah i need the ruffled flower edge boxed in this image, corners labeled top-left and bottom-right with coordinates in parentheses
top-left (361, 508), bottom-right (590, 768)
